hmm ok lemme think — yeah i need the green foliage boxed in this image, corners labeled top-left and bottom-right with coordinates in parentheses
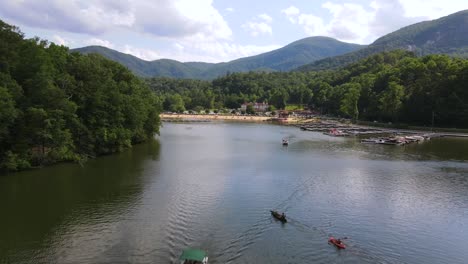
top-left (0, 20), bottom-right (161, 172)
top-left (145, 50), bottom-right (468, 130)
top-left (339, 83), bottom-right (361, 120)
top-left (285, 105), bottom-right (304, 111)
top-left (166, 94), bottom-right (185, 113)
top-left (246, 105), bottom-right (255, 114)
top-left (379, 81), bottom-right (404, 121)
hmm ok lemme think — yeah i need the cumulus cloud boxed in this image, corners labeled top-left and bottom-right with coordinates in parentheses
top-left (281, 6), bottom-right (300, 23)
top-left (322, 2), bottom-right (373, 42)
top-left (0, 0), bottom-right (231, 40)
top-left (282, 3), bottom-right (372, 43)
top-left (369, 0), bottom-right (426, 38)
top-left (282, 0), bottom-right (467, 44)
top-left (242, 14), bottom-right (273, 37)
top-left (84, 38), bottom-right (114, 48)
top-left (52, 35), bottom-right (70, 46)
top-left (398, 0), bottom-right (467, 19)
top-left (225, 7), bottom-right (235, 12)
top-left (258, 14), bottom-right (273, 24)
top-left (172, 38), bottom-right (281, 62)
top-left (123, 45), bottom-right (161, 61)
top-left (0, 0), bottom-right (134, 35)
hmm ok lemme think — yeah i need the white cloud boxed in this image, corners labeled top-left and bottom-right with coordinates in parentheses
top-left (321, 2), bottom-right (373, 43)
top-left (172, 0), bottom-right (232, 40)
top-left (173, 38), bottom-right (281, 62)
top-left (242, 22), bottom-right (273, 37)
top-left (52, 35), bottom-right (70, 46)
top-left (84, 38), bottom-right (114, 48)
top-left (225, 7), bottom-right (234, 12)
top-left (281, 0), bottom-right (464, 44)
top-left (242, 13), bottom-right (273, 37)
top-left (0, 0), bottom-right (231, 40)
top-left (398, 0), bottom-right (467, 19)
top-left (296, 14), bottom-right (326, 36)
top-left (258, 14), bottom-right (273, 23)
top-left (123, 45), bottom-right (161, 61)
top-left (282, 6), bottom-right (300, 23)
top-left (174, 43), bottom-right (185, 52)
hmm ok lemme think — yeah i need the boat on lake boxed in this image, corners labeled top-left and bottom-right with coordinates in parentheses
top-left (282, 138), bottom-right (289, 146)
top-left (270, 210), bottom-right (287, 223)
top-left (328, 237), bottom-right (346, 249)
top-left (179, 249), bottom-right (208, 264)
top-left (324, 128), bottom-right (349, 137)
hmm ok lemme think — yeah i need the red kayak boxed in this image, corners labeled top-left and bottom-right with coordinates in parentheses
top-left (329, 237), bottom-right (346, 249)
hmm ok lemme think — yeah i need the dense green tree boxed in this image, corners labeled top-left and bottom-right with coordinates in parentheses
top-left (379, 81), bottom-right (405, 121)
top-left (246, 104), bottom-right (255, 114)
top-left (0, 20), bottom-right (161, 172)
top-left (143, 47), bottom-right (468, 129)
top-left (168, 94), bottom-right (186, 113)
top-left (339, 83), bottom-right (361, 120)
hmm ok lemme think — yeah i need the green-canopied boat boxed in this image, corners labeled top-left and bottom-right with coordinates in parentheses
top-left (179, 249), bottom-right (208, 264)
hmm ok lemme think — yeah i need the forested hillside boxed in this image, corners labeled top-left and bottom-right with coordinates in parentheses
top-left (74, 37), bottom-right (364, 79)
top-left (149, 50), bottom-right (468, 128)
top-left (0, 20), bottom-right (161, 172)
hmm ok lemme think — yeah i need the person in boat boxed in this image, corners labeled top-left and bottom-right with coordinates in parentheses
top-left (281, 212), bottom-right (285, 219)
top-left (335, 239), bottom-right (342, 244)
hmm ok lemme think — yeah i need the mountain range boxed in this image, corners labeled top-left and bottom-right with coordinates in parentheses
top-left (73, 9), bottom-right (468, 79)
top-left (73, 37), bottom-right (364, 79)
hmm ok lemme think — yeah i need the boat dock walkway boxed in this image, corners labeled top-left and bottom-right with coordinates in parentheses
top-left (295, 120), bottom-right (468, 146)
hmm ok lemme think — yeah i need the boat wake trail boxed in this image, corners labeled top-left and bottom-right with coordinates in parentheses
top-left (274, 175), bottom-right (315, 212)
top-left (214, 216), bottom-right (271, 263)
top-left (162, 185), bottom-right (205, 262)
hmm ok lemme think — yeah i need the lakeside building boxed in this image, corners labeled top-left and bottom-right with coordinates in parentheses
top-left (240, 102), bottom-right (269, 112)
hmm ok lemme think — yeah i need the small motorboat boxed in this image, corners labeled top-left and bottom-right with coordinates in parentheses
top-left (328, 237), bottom-right (346, 249)
top-left (179, 249), bottom-right (208, 264)
top-left (282, 138), bottom-right (289, 146)
top-left (270, 210), bottom-right (287, 223)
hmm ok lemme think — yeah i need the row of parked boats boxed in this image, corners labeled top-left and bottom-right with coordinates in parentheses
top-left (361, 135), bottom-right (429, 145)
top-left (320, 127), bottom-right (433, 146)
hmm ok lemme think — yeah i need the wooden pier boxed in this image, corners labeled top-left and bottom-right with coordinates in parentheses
top-left (294, 120), bottom-right (467, 146)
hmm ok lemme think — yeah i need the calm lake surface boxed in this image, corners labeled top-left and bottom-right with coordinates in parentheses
top-left (1, 122), bottom-right (468, 264)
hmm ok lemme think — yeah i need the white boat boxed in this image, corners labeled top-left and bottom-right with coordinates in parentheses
top-left (282, 138), bottom-right (289, 146)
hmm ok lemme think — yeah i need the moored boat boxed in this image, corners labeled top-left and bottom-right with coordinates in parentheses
top-left (270, 210), bottom-right (287, 223)
top-left (324, 128), bottom-right (349, 137)
top-left (179, 249), bottom-right (208, 264)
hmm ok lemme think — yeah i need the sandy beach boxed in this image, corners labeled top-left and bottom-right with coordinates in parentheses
top-left (160, 113), bottom-right (301, 123)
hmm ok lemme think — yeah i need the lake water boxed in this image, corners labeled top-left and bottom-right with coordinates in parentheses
top-left (1, 122), bottom-right (468, 263)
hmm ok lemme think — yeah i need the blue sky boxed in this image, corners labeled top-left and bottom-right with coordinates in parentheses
top-left (0, 0), bottom-right (466, 62)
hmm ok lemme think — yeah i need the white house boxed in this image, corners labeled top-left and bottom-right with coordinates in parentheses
top-left (240, 102), bottom-right (269, 112)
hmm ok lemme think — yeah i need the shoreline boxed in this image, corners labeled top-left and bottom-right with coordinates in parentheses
top-left (160, 114), bottom-right (468, 137)
top-left (160, 114), bottom-right (302, 123)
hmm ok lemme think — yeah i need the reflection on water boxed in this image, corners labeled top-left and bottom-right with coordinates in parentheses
top-left (1, 123), bottom-right (467, 264)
